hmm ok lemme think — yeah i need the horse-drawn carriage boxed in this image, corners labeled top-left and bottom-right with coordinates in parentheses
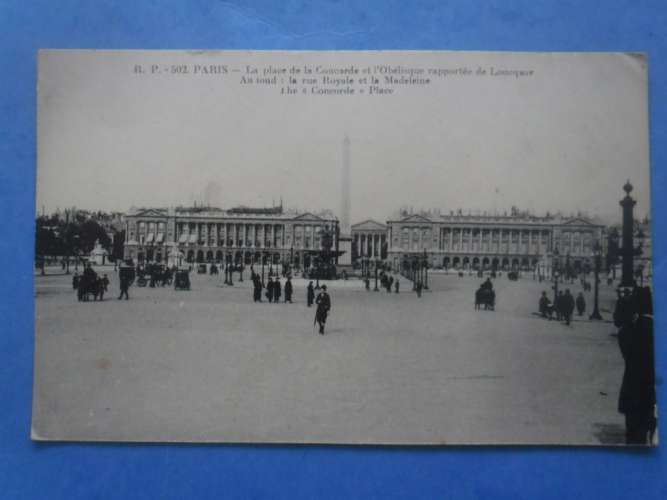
top-left (507, 271), bottom-right (519, 281)
top-left (174, 269), bottom-right (191, 290)
top-left (475, 287), bottom-right (496, 311)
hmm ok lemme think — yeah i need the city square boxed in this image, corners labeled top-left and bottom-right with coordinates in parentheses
top-left (33, 50), bottom-right (654, 445)
top-left (34, 265), bottom-right (626, 444)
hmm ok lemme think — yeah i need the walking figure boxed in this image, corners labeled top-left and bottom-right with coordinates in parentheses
top-left (394, 279), bottom-right (400, 293)
top-left (576, 292), bottom-right (586, 316)
top-left (315, 285), bottom-right (331, 335)
top-left (266, 277), bottom-right (274, 303)
top-left (274, 278), bottom-right (282, 303)
top-left (562, 289), bottom-right (575, 326)
top-left (118, 264), bottom-right (134, 300)
top-left (284, 277), bottom-right (293, 303)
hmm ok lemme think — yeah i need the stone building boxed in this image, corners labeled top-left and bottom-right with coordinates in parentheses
top-left (123, 205), bottom-right (339, 268)
top-left (351, 220), bottom-right (388, 262)
top-left (385, 209), bottom-right (605, 273)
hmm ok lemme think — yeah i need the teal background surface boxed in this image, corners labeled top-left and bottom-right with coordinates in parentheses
top-left (1, 1), bottom-right (665, 498)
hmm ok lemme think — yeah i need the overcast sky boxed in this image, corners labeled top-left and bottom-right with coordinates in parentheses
top-left (37, 50), bottom-right (651, 225)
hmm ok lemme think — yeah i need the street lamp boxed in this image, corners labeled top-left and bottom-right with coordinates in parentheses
top-left (635, 228), bottom-right (645, 287)
top-left (619, 180), bottom-right (637, 287)
top-left (589, 241), bottom-right (603, 320)
top-left (261, 251), bottom-right (266, 284)
top-left (423, 249), bottom-right (429, 290)
top-left (552, 247), bottom-right (560, 304)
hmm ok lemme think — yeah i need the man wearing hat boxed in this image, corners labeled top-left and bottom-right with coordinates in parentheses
top-left (315, 284), bottom-right (332, 335)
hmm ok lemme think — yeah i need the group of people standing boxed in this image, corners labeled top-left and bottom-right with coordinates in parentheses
top-left (363, 272), bottom-right (401, 294)
top-left (538, 289), bottom-right (584, 325)
top-left (251, 272), bottom-right (293, 304)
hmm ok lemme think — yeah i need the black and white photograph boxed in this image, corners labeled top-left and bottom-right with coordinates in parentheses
top-left (33, 50), bottom-right (655, 445)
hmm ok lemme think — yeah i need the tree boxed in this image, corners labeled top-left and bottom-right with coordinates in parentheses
top-left (79, 219), bottom-right (111, 254)
top-left (112, 230), bottom-right (126, 262)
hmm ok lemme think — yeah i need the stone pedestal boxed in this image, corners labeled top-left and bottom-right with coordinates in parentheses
top-left (337, 234), bottom-right (353, 268)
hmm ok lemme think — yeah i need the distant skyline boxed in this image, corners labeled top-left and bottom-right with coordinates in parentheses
top-left (37, 51), bottom-right (651, 227)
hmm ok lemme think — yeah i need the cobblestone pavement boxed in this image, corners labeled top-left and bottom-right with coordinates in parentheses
top-left (33, 266), bottom-right (626, 444)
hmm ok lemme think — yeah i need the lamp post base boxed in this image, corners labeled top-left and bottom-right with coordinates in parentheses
top-left (589, 310), bottom-right (603, 320)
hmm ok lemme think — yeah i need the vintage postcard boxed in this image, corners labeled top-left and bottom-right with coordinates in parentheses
top-left (33, 50), bottom-right (655, 445)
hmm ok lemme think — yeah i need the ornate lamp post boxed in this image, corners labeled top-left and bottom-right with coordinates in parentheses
top-left (635, 228), bottom-right (645, 287)
top-left (228, 259), bottom-right (234, 286)
top-left (423, 249), bottom-right (429, 290)
top-left (552, 247), bottom-right (560, 304)
top-left (620, 180), bottom-right (637, 287)
top-left (589, 241), bottom-right (603, 320)
top-left (261, 251), bottom-right (266, 284)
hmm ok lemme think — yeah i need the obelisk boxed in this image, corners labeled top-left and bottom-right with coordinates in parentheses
top-left (337, 135), bottom-right (353, 268)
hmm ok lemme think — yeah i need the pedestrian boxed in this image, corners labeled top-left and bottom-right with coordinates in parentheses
top-left (307, 281), bottom-right (315, 307)
top-left (266, 277), bottom-right (274, 303)
top-left (562, 289), bottom-right (575, 325)
top-left (539, 291), bottom-right (552, 319)
top-left (481, 277), bottom-right (493, 291)
top-left (274, 278), bottom-right (282, 303)
top-left (555, 291), bottom-right (564, 321)
top-left (416, 281), bottom-right (423, 298)
top-left (364, 277), bottom-right (370, 291)
top-left (394, 279), bottom-right (400, 293)
top-left (72, 271), bottom-right (79, 290)
top-left (617, 286), bottom-right (655, 445)
top-left (315, 284), bottom-right (332, 335)
top-left (117, 263), bottom-right (134, 300)
top-left (576, 292), bottom-right (586, 316)
top-left (284, 277), bottom-right (293, 303)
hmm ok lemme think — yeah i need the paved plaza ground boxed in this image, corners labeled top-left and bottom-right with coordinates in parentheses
top-left (33, 266), bottom-right (627, 444)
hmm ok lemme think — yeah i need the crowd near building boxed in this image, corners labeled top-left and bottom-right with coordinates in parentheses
top-left (122, 204), bottom-right (339, 269)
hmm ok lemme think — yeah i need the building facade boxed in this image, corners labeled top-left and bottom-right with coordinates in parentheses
top-left (351, 220), bottom-right (388, 262)
top-left (123, 205), bottom-right (339, 268)
top-left (386, 210), bottom-right (605, 273)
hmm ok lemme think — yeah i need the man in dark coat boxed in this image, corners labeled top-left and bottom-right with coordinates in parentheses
top-left (284, 278), bottom-right (293, 303)
top-left (555, 291), bottom-right (564, 321)
top-left (266, 277), bottom-right (274, 303)
top-left (72, 271), bottom-right (79, 290)
top-left (274, 278), bottom-right (282, 303)
top-left (252, 272), bottom-right (262, 302)
top-left (315, 285), bottom-right (331, 334)
top-left (118, 264), bottom-right (134, 300)
top-left (539, 291), bottom-right (552, 319)
top-left (307, 281), bottom-right (315, 307)
top-left (394, 279), bottom-right (400, 293)
top-left (617, 286), bottom-right (655, 445)
top-left (576, 292), bottom-right (586, 316)
top-left (562, 289), bottom-right (575, 325)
